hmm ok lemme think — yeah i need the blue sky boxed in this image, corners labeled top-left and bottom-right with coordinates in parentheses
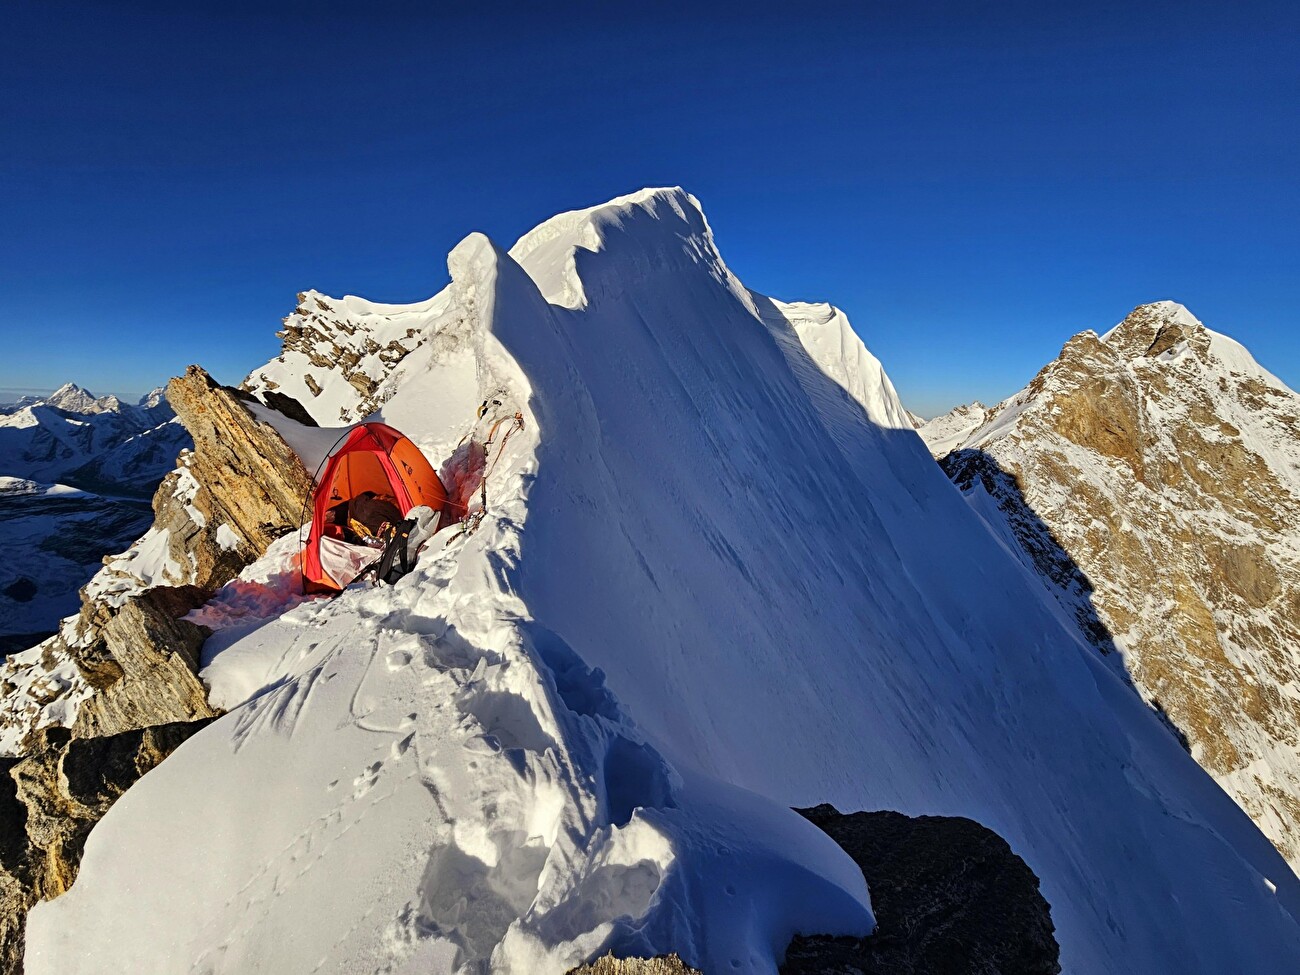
top-left (3, 0), bottom-right (1297, 417)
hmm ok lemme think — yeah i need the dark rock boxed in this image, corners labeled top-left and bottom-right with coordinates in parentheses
top-left (567, 953), bottom-right (701, 974)
top-left (136, 584), bottom-right (210, 621)
top-left (235, 386), bottom-right (318, 428)
top-left (0, 718), bottom-right (214, 974)
top-left (782, 804), bottom-right (1060, 975)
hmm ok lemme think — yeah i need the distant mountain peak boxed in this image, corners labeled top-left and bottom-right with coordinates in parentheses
top-left (38, 383), bottom-right (134, 416)
top-left (138, 387), bottom-right (168, 409)
top-left (45, 383), bottom-right (100, 413)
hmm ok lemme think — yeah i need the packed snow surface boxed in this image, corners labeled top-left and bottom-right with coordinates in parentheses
top-left (27, 190), bottom-right (1300, 974)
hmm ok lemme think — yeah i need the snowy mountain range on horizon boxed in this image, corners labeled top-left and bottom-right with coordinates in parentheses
top-left (2, 188), bottom-right (1299, 975)
top-left (0, 382), bottom-right (190, 651)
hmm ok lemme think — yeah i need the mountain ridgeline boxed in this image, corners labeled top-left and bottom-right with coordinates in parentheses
top-left (0, 193), bottom-right (1298, 975)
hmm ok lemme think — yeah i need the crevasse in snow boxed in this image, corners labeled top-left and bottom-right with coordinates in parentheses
top-left (25, 189), bottom-right (1300, 975)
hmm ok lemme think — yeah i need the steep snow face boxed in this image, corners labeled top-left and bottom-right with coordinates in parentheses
top-left (28, 196), bottom-right (1300, 975)
top-left (921, 301), bottom-right (1300, 873)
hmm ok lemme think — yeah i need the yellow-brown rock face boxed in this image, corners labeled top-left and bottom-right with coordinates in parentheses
top-left (923, 301), bottom-right (1300, 871)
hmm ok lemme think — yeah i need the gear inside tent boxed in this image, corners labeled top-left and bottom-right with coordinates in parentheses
top-left (302, 422), bottom-right (448, 592)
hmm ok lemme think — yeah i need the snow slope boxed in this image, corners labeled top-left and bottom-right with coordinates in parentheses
top-left (28, 191), bottom-right (1300, 975)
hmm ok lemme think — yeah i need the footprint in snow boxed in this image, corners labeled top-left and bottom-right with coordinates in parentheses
top-left (353, 761), bottom-right (382, 798)
top-left (391, 733), bottom-right (414, 760)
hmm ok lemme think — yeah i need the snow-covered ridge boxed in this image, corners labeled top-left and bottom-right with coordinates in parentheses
top-left (26, 211), bottom-right (1300, 974)
top-left (507, 187), bottom-right (712, 310)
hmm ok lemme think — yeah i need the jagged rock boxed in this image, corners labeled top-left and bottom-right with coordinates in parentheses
top-left (782, 805), bottom-right (1060, 975)
top-left (919, 301), bottom-right (1300, 870)
top-left (68, 590), bottom-right (214, 740)
top-left (0, 719), bottom-right (213, 973)
top-left (156, 364), bottom-right (315, 590)
top-left (567, 954), bottom-right (701, 975)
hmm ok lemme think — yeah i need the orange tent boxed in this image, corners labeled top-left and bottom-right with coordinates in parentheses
top-left (302, 422), bottom-right (448, 592)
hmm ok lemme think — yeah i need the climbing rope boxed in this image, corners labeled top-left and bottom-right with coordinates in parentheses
top-left (448, 399), bottom-right (524, 541)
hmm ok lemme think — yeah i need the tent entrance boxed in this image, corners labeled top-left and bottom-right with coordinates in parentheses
top-left (301, 422), bottom-right (448, 593)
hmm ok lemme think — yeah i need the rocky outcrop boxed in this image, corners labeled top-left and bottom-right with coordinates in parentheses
top-left (0, 719), bottom-right (213, 972)
top-left (82, 364), bottom-right (314, 603)
top-left (567, 955), bottom-right (701, 975)
top-left (245, 291), bottom-right (429, 424)
top-left (67, 588), bottom-right (213, 740)
top-left (783, 805), bottom-right (1060, 975)
top-left (920, 301), bottom-right (1300, 871)
top-left (168, 365), bottom-right (314, 567)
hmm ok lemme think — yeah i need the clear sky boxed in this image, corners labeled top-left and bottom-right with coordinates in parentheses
top-left (3, 0), bottom-right (1297, 417)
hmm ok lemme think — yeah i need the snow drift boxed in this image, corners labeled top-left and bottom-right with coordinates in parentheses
top-left (26, 189), bottom-right (1300, 974)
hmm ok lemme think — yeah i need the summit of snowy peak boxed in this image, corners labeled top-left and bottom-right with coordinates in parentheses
top-left (508, 186), bottom-right (723, 309)
top-left (44, 383), bottom-right (102, 413)
top-left (40, 383), bottom-right (129, 416)
top-left (750, 294), bottom-right (914, 429)
top-left (1098, 301), bottom-right (1289, 387)
top-left (138, 387), bottom-right (168, 410)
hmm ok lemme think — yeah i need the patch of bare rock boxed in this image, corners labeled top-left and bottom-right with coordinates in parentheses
top-left (781, 805), bottom-right (1060, 975)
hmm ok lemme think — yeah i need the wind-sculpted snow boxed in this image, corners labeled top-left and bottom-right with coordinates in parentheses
top-left (27, 190), bottom-right (1300, 974)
